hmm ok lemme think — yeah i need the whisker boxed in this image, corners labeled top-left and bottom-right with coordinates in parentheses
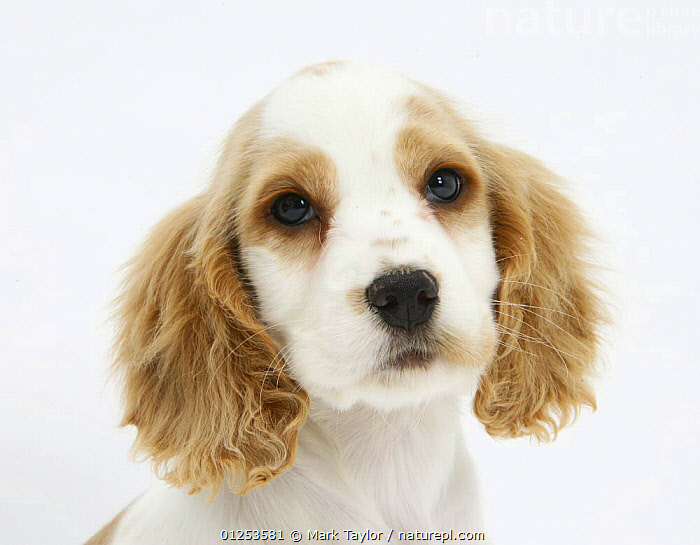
top-left (517, 306), bottom-right (589, 351)
top-left (491, 299), bottom-right (579, 321)
top-left (495, 319), bottom-right (547, 344)
top-left (259, 340), bottom-right (296, 405)
top-left (207, 317), bottom-right (318, 390)
top-left (494, 309), bottom-right (584, 365)
top-left (494, 338), bottom-right (541, 359)
top-left (256, 321), bottom-right (340, 395)
top-left (495, 317), bottom-right (579, 387)
top-left (499, 279), bottom-right (577, 310)
top-left (496, 321), bottom-right (570, 376)
top-left (495, 252), bottom-right (535, 264)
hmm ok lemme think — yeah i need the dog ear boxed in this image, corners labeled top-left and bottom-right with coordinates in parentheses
top-left (472, 142), bottom-right (606, 440)
top-left (113, 190), bottom-right (309, 496)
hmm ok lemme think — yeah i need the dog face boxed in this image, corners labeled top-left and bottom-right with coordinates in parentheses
top-left (114, 61), bottom-right (605, 494)
top-left (237, 63), bottom-right (498, 410)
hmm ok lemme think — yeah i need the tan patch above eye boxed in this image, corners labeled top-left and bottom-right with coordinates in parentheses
top-left (236, 139), bottom-right (339, 267)
top-left (393, 101), bottom-right (489, 230)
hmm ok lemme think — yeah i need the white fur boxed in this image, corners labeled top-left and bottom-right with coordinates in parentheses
top-left (113, 398), bottom-right (487, 544)
top-left (107, 62), bottom-right (498, 544)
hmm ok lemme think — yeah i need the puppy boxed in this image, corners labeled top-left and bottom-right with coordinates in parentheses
top-left (87, 61), bottom-right (605, 544)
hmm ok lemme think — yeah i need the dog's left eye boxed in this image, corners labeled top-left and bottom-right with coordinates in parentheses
top-left (271, 193), bottom-right (314, 226)
top-left (427, 168), bottom-right (462, 203)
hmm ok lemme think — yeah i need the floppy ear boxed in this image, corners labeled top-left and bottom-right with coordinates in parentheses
top-left (113, 192), bottom-right (309, 495)
top-left (472, 142), bottom-right (606, 440)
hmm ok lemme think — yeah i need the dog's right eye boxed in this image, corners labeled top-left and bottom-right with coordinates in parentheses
top-left (271, 193), bottom-right (314, 226)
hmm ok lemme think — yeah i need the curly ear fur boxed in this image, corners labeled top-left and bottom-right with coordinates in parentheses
top-left (473, 142), bottom-right (606, 440)
top-left (113, 191), bottom-right (309, 495)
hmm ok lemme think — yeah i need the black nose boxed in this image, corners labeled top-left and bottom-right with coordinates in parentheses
top-left (366, 269), bottom-right (439, 332)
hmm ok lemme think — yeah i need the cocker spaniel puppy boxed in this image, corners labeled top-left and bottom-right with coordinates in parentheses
top-left (87, 61), bottom-right (605, 544)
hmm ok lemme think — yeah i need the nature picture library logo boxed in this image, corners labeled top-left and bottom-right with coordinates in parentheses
top-left (485, 3), bottom-right (700, 36)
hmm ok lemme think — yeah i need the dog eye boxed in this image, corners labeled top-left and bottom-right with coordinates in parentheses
top-left (271, 193), bottom-right (314, 226)
top-left (427, 168), bottom-right (462, 203)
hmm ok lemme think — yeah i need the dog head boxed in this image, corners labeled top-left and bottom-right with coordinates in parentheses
top-left (114, 61), bottom-right (605, 495)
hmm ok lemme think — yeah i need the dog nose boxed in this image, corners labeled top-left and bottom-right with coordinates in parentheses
top-left (366, 269), bottom-right (439, 332)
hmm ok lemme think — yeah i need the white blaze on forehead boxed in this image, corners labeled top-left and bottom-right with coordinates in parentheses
top-left (260, 62), bottom-right (417, 176)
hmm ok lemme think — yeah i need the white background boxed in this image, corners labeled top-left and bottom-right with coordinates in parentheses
top-left (2, 1), bottom-right (699, 544)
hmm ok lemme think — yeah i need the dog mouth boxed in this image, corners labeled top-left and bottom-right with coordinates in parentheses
top-left (381, 347), bottom-right (436, 370)
top-left (377, 327), bottom-right (442, 371)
